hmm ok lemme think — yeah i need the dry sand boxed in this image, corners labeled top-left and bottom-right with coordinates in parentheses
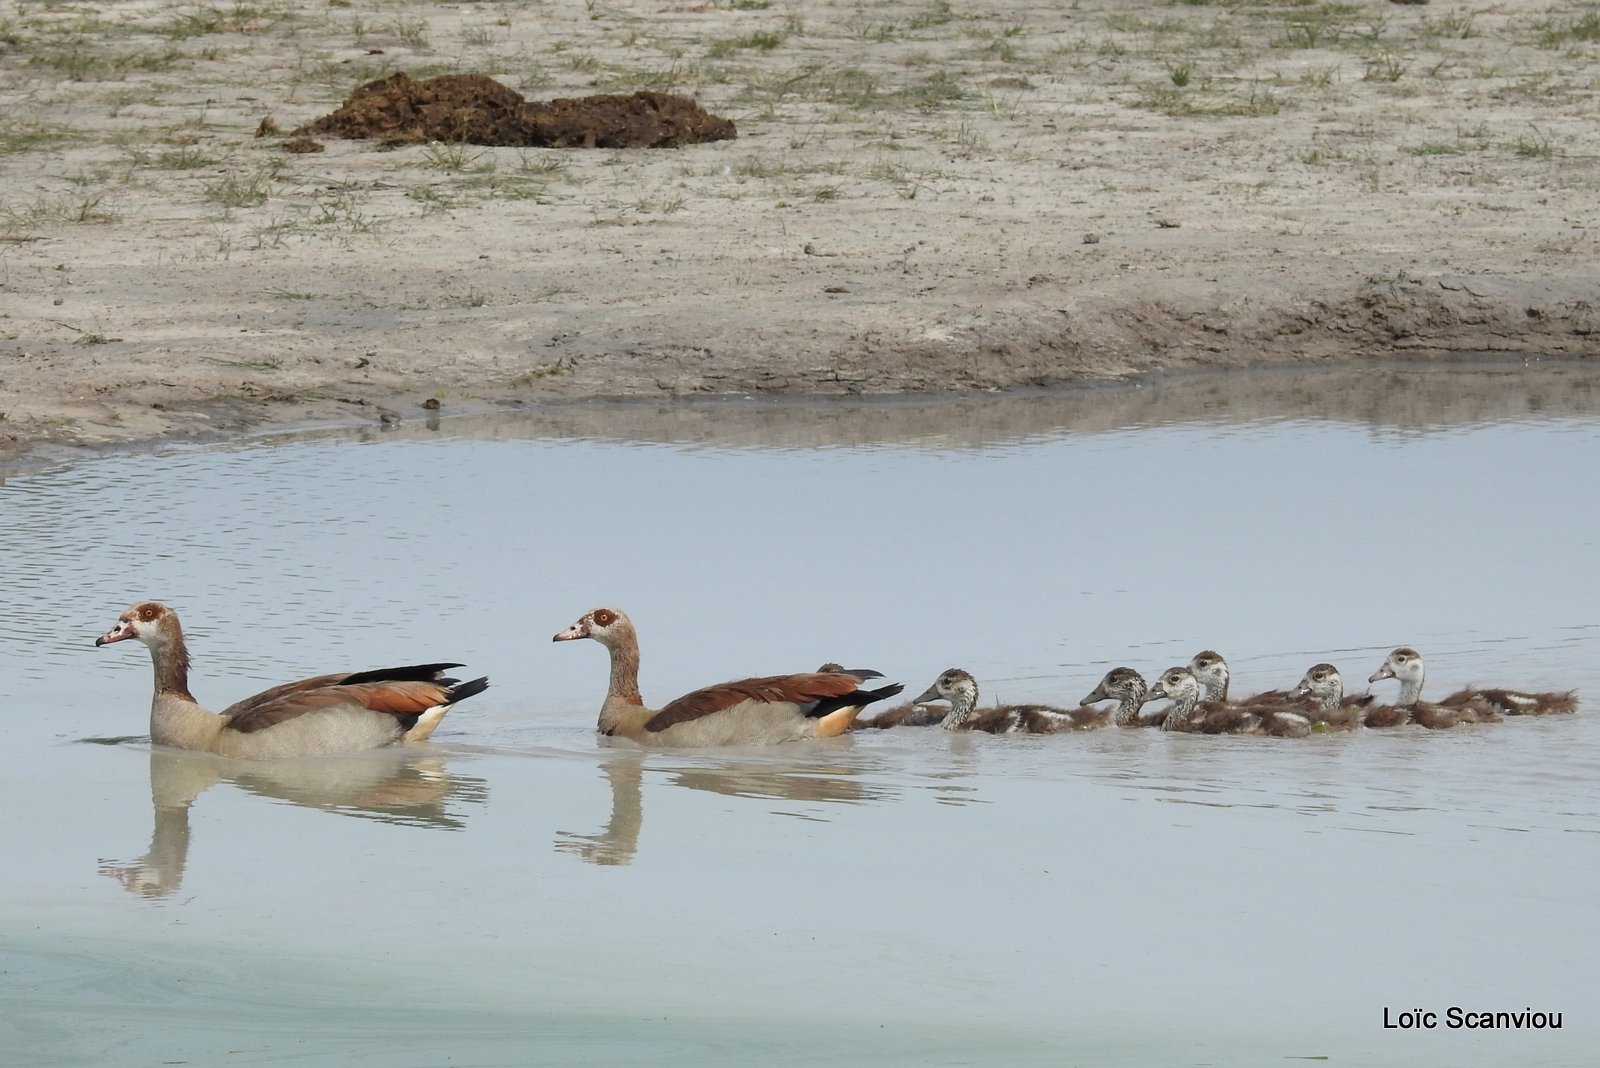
top-left (3, 0), bottom-right (1598, 465)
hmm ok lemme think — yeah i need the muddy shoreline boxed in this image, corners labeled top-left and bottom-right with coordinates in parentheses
top-left (4, 0), bottom-right (1599, 467)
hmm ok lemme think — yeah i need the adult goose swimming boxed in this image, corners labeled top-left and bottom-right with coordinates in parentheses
top-left (95, 601), bottom-right (488, 759)
top-left (552, 607), bottom-right (903, 746)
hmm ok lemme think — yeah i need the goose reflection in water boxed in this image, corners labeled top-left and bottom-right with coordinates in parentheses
top-left (99, 747), bottom-right (489, 900)
top-left (554, 750), bottom-right (896, 867)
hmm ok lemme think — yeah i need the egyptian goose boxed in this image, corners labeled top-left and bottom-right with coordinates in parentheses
top-left (1367, 646), bottom-right (1581, 717)
top-left (551, 607), bottom-right (903, 746)
top-left (1367, 647), bottom-right (1502, 728)
top-left (1078, 667), bottom-right (1164, 727)
top-left (95, 601), bottom-right (488, 759)
top-left (911, 668), bottom-right (1109, 733)
top-left (1289, 663), bottom-right (1382, 731)
top-left (854, 699), bottom-right (947, 729)
top-left (1148, 666), bottom-right (1311, 737)
top-left (850, 660), bottom-right (945, 730)
top-left (1187, 650), bottom-right (1300, 707)
top-left (824, 664), bottom-right (945, 730)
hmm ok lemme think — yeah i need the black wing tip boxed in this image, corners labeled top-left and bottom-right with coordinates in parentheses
top-left (804, 682), bottom-right (905, 721)
top-left (342, 662), bottom-right (467, 686)
top-left (446, 676), bottom-right (490, 704)
top-left (842, 667), bottom-right (886, 680)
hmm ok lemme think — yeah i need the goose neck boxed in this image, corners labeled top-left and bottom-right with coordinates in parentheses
top-left (939, 685), bottom-right (979, 731)
top-left (1111, 688), bottom-right (1148, 726)
top-left (1162, 690), bottom-right (1198, 731)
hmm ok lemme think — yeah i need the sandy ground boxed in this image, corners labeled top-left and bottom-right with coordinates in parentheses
top-left (3, 0), bottom-right (1598, 465)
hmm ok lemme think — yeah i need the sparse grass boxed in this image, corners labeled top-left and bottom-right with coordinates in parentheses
top-left (29, 44), bottom-right (191, 80)
top-left (1421, 9), bottom-right (1477, 40)
top-left (1274, 5), bottom-right (1365, 50)
top-left (631, 191), bottom-right (688, 214)
top-left (1535, 10), bottom-right (1600, 48)
top-left (484, 178), bottom-right (557, 203)
top-left (619, 64), bottom-right (700, 90)
top-left (164, 4), bottom-right (295, 40)
top-left (408, 185), bottom-right (458, 213)
top-left (389, 16), bottom-right (429, 48)
top-left (1303, 63), bottom-right (1340, 87)
top-left (2, 192), bottom-right (119, 230)
top-left (203, 168), bottom-right (273, 208)
top-left (0, 120), bottom-right (76, 155)
top-left (1136, 79), bottom-right (1287, 118)
top-left (893, 71), bottom-right (967, 110)
top-left (156, 145), bottom-right (225, 170)
top-left (517, 152), bottom-right (571, 179)
top-left (907, 1), bottom-right (954, 30)
top-left (1364, 52), bottom-right (1406, 82)
top-left (420, 141), bottom-right (491, 173)
top-left (707, 30), bottom-right (784, 57)
top-left (1512, 127), bottom-right (1555, 158)
top-left (202, 355), bottom-right (283, 370)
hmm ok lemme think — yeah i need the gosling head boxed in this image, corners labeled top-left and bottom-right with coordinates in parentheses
top-left (912, 668), bottom-right (978, 707)
top-left (1186, 650), bottom-right (1230, 699)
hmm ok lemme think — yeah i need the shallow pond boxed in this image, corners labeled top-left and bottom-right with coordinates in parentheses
top-left (2, 361), bottom-right (1597, 1066)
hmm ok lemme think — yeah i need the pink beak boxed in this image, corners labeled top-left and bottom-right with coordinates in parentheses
top-left (95, 621), bottom-right (133, 647)
top-left (552, 623), bottom-right (587, 642)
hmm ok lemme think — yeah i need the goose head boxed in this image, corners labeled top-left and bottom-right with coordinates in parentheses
top-left (553, 607), bottom-right (635, 649)
top-left (1149, 665), bottom-right (1202, 706)
top-left (1293, 662), bottom-right (1344, 709)
top-left (1186, 650), bottom-right (1229, 700)
top-left (912, 668), bottom-right (978, 707)
top-left (96, 601), bottom-right (182, 652)
top-left (1368, 647), bottom-right (1423, 687)
top-left (1080, 667), bottom-right (1148, 708)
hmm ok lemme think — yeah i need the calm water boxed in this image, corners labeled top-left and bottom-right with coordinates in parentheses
top-left (2, 362), bottom-right (1597, 1066)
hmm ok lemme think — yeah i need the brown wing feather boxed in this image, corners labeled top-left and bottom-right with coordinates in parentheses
top-left (221, 663), bottom-right (463, 718)
top-left (227, 680), bottom-right (454, 733)
top-left (647, 673), bottom-right (862, 732)
top-left (221, 672), bottom-right (355, 717)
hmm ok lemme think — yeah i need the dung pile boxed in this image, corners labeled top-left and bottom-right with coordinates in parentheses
top-left (294, 72), bottom-right (737, 149)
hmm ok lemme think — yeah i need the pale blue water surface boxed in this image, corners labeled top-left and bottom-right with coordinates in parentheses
top-left (1, 362), bottom-right (1597, 1066)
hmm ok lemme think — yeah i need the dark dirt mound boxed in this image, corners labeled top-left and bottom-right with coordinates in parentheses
top-left (295, 73), bottom-right (736, 149)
